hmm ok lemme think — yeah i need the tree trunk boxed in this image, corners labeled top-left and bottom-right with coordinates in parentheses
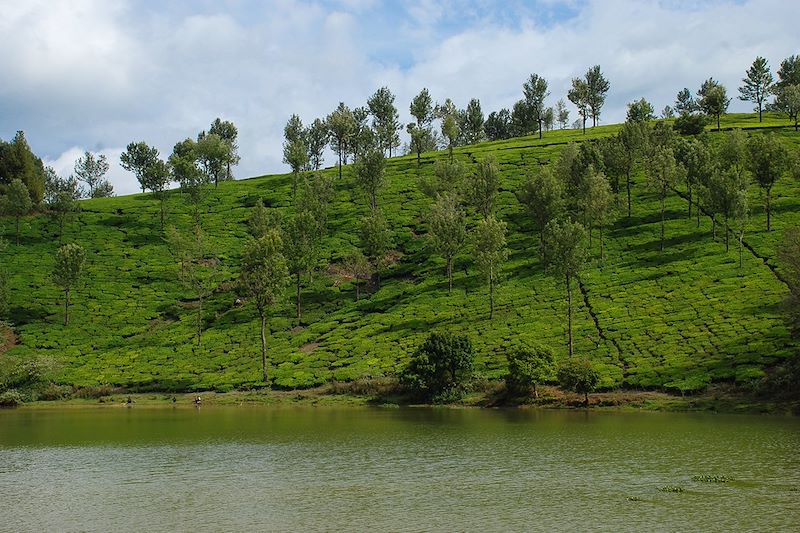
top-left (447, 257), bottom-right (453, 294)
top-left (296, 272), bottom-right (302, 319)
top-left (489, 274), bottom-right (494, 320)
top-left (626, 171), bottom-right (632, 218)
top-left (600, 224), bottom-right (604, 261)
top-left (738, 229), bottom-right (745, 269)
top-left (538, 119), bottom-right (543, 140)
top-left (660, 196), bottom-right (666, 252)
top-left (260, 314), bottom-right (268, 384)
top-left (766, 186), bottom-right (772, 231)
top-left (197, 294), bottom-right (203, 348)
top-left (717, 114), bottom-right (720, 130)
top-left (567, 275), bottom-right (573, 357)
top-left (584, 391), bottom-right (589, 406)
top-left (533, 383), bottom-right (538, 399)
top-left (724, 214), bottom-right (730, 252)
top-left (687, 184), bottom-right (692, 218)
top-left (338, 151), bottom-right (342, 181)
top-left (712, 215), bottom-right (717, 240)
top-left (64, 288), bottom-right (70, 326)
top-left (582, 116), bottom-right (586, 135)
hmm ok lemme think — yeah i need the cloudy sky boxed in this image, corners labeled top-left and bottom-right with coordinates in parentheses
top-left (0, 0), bottom-right (796, 195)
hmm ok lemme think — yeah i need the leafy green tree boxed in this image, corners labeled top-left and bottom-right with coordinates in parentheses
top-left (208, 118), bottom-right (240, 180)
top-left (327, 102), bottom-right (355, 179)
top-left (283, 114), bottom-right (309, 196)
top-left (626, 98), bottom-right (654, 123)
top-left (510, 99), bottom-right (534, 137)
top-left (675, 88), bottom-right (698, 115)
top-left (354, 146), bottom-right (386, 212)
top-left (473, 215), bottom-right (507, 319)
top-left (568, 77), bottom-right (590, 134)
top-left (543, 218), bottom-right (588, 357)
top-left (543, 106), bottom-right (555, 132)
top-left (248, 199), bottom-right (281, 239)
top-left (74, 151), bottom-right (112, 198)
top-left (583, 170), bottom-right (615, 259)
top-left (585, 65), bottom-right (610, 127)
top-left (419, 159), bottom-right (466, 199)
top-left (646, 146), bottom-right (684, 251)
top-left (359, 209), bottom-right (392, 289)
top-left (516, 165), bottom-right (563, 246)
top-left (3, 179), bottom-right (32, 244)
top-left (438, 99), bottom-right (461, 161)
top-left (169, 138), bottom-right (209, 227)
top-left (466, 156), bottom-right (500, 219)
top-left (196, 131), bottom-right (233, 190)
top-left (485, 109), bottom-right (512, 140)
top-left (350, 106), bottom-right (373, 163)
top-left (0, 131), bottom-right (46, 204)
top-left (367, 87), bottom-right (401, 157)
top-left (165, 225), bottom-right (218, 347)
top-left (506, 344), bottom-right (554, 397)
top-left (342, 251), bottom-right (370, 301)
top-left (44, 172), bottom-right (81, 243)
top-left (661, 105), bottom-right (675, 119)
top-left (739, 56), bottom-right (774, 122)
top-left (773, 84), bottom-right (800, 131)
top-left (673, 112), bottom-right (709, 135)
top-left (556, 99), bottom-right (570, 130)
top-left (706, 166), bottom-right (749, 252)
top-left (557, 358), bottom-right (599, 405)
top-left (428, 193), bottom-right (467, 294)
top-left (675, 137), bottom-right (713, 223)
top-left (120, 141), bottom-right (159, 193)
top-left (284, 211), bottom-right (316, 319)
top-left (747, 133), bottom-right (791, 231)
top-left (52, 243), bottom-right (85, 326)
top-left (778, 227), bottom-right (800, 336)
top-left (239, 230), bottom-right (289, 384)
top-left (775, 55), bottom-right (800, 90)
top-left (697, 78), bottom-right (730, 130)
top-left (306, 118), bottom-right (329, 171)
top-left (462, 98), bottom-right (485, 144)
top-left (523, 73), bottom-right (550, 139)
top-left (401, 331), bottom-right (474, 401)
top-left (410, 88), bottom-right (434, 128)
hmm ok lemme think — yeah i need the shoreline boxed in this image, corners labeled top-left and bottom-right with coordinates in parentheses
top-left (13, 383), bottom-right (799, 415)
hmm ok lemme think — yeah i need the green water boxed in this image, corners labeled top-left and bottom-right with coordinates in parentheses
top-left (0, 407), bottom-right (798, 532)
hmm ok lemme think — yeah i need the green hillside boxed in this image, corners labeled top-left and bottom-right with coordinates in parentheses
top-left (2, 113), bottom-right (798, 394)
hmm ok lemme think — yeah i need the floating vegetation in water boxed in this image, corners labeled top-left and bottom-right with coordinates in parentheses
top-left (626, 496), bottom-right (645, 502)
top-left (692, 475), bottom-right (733, 483)
top-left (658, 486), bottom-right (684, 493)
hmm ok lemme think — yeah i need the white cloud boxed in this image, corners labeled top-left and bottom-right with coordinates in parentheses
top-left (1, 0), bottom-right (798, 197)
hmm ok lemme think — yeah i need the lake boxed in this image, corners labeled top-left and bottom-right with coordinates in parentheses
top-left (0, 406), bottom-right (798, 532)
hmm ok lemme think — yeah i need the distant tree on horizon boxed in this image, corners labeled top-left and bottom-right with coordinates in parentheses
top-left (74, 151), bottom-right (112, 198)
top-left (697, 78), bottom-right (730, 130)
top-left (367, 87), bottom-right (401, 157)
top-left (208, 118), bottom-right (240, 181)
top-left (523, 73), bottom-right (550, 139)
top-left (568, 77), bottom-right (590, 134)
top-left (626, 98), bottom-right (655, 123)
top-left (585, 65), bottom-right (610, 128)
top-left (327, 102), bottom-right (356, 179)
top-left (739, 56), bottom-right (774, 122)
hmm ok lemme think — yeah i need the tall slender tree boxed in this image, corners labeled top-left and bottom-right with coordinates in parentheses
top-left (739, 56), bottom-right (774, 122)
top-left (466, 156), bottom-right (500, 220)
top-left (516, 166), bottom-right (563, 247)
top-left (542, 219), bottom-right (587, 357)
top-left (473, 215), bottom-right (507, 319)
top-left (585, 65), bottom-right (610, 127)
top-left (747, 133), bottom-right (791, 231)
top-left (523, 74), bottom-right (549, 139)
top-left (327, 102), bottom-right (355, 180)
top-left (74, 151), bottom-right (112, 198)
top-left (568, 77), bottom-right (590, 134)
top-left (367, 87), bottom-right (401, 157)
top-left (428, 192), bottom-right (467, 294)
top-left (646, 146), bottom-right (684, 251)
top-left (240, 229), bottom-right (289, 384)
top-left (52, 243), bottom-right (85, 326)
top-left (208, 118), bottom-right (240, 180)
top-left (698, 78), bottom-right (730, 130)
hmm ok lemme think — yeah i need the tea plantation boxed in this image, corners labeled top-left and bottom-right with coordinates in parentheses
top-left (2, 113), bottom-right (798, 393)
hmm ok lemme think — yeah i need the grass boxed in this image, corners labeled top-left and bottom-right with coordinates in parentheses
top-left (1, 112), bottom-right (798, 395)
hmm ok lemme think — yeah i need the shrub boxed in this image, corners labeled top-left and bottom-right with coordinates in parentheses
top-left (401, 331), bottom-right (474, 401)
top-left (505, 344), bottom-right (555, 397)
top-left (557, 358), bottom-right (599, 405)
top-left (0, 389), bottom-right (23, 407)
top-left (673, 113), bottom-right (708, 135)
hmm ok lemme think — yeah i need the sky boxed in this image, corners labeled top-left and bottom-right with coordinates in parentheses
top-left (0, 0), bottom-right (797, 195)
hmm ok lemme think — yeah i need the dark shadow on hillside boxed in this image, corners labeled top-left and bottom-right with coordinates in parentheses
top-left (625, 231), bottom-right (712, 254)
top-left (9, 305), bottom-right (49, 325)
